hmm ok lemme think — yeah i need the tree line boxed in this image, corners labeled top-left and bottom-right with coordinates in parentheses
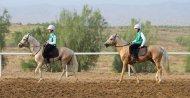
top-left (1, 5), bottom-right (179, 72)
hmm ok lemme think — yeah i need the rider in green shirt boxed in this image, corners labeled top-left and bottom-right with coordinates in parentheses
top-left (129, 23), bottom-right (146, 61)
top-left (43, 25), bottom-right (57, 63)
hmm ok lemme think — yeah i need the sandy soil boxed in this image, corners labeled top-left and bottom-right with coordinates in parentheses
top-left (0, 72), bottom-right (190, 98)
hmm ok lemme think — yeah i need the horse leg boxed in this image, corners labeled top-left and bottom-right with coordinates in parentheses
top-left (73, 71), bottom-right (78, 81)
top-left (155, 71), bottom-right (159, 82)
top-left (155, 61), bottom-right (162, 83)
top-left (151, 60), bottom-right (159, 82)
top-left (35, 63), bottom-right (42, 74)
top-left (119, 63), bottom-right (127, 83)
top-left (34, 63), bottom-right (43, 82)
top-left (130, 65), bottom-right (139, 83)
top-left (59, 63), bottom-right (66, 81)
top-left (158, 62), bottom-right (162, 83)
top-left (38, 65), bottom-right (43, 82)
top-left (66, 64), bottom-right (68, 77)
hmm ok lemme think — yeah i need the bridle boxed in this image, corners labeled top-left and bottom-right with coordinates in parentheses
top-left (18, 34), bottom-right (30, 46)
top-left (112, 34), bottom-right (130, 47)
top-left (19, 34), bottom-right (42, 56)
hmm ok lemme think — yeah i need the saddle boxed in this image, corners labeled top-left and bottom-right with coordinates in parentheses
top-left (42, 46), bottom-right (59, 59)
top-left (130, 46), bottom-right (148, 63)
top-left (137, 46), bottom-right (148, 56)
top-left (131, 46), bottom-right (148, 57)
top-left (48, 48), bottom-right (59, 58)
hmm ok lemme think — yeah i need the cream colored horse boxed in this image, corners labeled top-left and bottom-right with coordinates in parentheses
top-left (104, 34), bottom-right (169, 83)
top-left (18, 33), bottom-right (78, 82)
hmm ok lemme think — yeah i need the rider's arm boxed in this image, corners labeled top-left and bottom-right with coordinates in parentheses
top-left (132, 40), bottom-right (136, 43)
top-left (140, 33), bottom-right (146, 47)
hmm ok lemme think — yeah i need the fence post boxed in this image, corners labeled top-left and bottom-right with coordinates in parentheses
top-left (0, 55), bottom-right (2, 77)
top-left (128, 64), bottom-right (130, 76)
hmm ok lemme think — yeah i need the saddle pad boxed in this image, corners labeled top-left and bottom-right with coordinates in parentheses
top-left (48, 48), bottom-right (59, 58)
top-left (138, 46), bottom-right (147, 56)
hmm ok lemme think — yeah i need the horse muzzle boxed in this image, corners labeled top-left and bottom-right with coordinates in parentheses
top-left (18, 43), bottom-right (23, 48)
top-left (104, 43), bottom-right (109, 48)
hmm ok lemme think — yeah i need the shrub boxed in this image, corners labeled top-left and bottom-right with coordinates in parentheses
top-left (20, 59), bottom-right (37, 71)
top-left (57, 5), bottom-right (107, 71)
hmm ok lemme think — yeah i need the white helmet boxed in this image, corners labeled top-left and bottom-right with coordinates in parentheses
top-left (47, 25), bottom-right (55, 31)
top-left (134, 24), bottom-right (141, 29)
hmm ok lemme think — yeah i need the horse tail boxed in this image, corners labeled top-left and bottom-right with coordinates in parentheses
top-left (67, 53), bottom-right (79, 73)
top-left (161, 47), bottom-right (170, 73)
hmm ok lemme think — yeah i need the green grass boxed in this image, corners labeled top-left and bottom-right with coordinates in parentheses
top-left (9, 24), bottom-right (43, 33)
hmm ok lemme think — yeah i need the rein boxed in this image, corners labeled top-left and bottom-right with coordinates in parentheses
top-left (115, 43), bottom-right (130, 47)
top-left (33, 46), bottom-right (42, 56)
top-left (113, 34), bottom-right (131, 47)
top-left (26, 34), bottom-right (42, 56)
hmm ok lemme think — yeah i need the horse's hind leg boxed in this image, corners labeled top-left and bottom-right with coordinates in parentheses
top-left (155, 61), bottom-right (162, 83)
top-left (73, 71), bottom-right (78, 81)
top-left (155, 71), bottom-right (159, 82)
top-left (65, 64), bottom-right (68, 77)
top-left (59, 63), bottom-right (66, 81)
top-left (151, 60), bottom-right (159, 82)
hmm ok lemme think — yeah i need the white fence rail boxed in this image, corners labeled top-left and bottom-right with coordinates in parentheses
top-left (0, 52), bottom-right (190, 77)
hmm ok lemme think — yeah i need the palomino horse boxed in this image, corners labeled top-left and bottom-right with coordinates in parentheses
top-left (18, 33), bottom-right (78, 82)
top-left (104, 34), bottom-right (169, 83)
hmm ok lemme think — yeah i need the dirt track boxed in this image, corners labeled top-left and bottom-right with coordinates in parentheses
top-left (0, 72), bottom-right (190, 98)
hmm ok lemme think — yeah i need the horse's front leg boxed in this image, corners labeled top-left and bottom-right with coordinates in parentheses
top-left (35, 63), bottom-right (42, 74)
top-left (34, 63), bottom-right (43, 82)
top-left (38, 65), bottom-right (43, 82)
top-left (118, 62), bottom-right (127, 83)
top-left (59, 63), bottom-right (66, 81)
top-left (130, 65), bottom-right (139, 83)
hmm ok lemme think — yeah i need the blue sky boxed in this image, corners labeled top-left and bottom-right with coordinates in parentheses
top-left (1, 0), bottom-right (190, 25)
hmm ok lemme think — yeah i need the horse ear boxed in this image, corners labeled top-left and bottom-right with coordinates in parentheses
top-left (115, 33), bottom-right (117, 36)
top-left (27, 33), bottom-right (30, 36)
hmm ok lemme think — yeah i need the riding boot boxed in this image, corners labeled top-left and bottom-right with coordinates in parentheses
top-left (131, 54), bottom-right (138, 63)
top-left (45, 58), bottom-right (50, 63)
top-left (131, 57), bottom-right (138, 63)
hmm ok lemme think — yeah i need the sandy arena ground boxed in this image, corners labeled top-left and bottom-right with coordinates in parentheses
top-left (0, 72), bottom-right (190, 98)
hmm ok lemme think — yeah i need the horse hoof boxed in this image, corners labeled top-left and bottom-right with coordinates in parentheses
top-left (38, 78), bottom-right (43, 83)
top-left (117, 80), bottom-right (121, 84)
top-left (59, 79), bottom-right (62, 81)
top-left (158, 80), bottom-right (162, 84)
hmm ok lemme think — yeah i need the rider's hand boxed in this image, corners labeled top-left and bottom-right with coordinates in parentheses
top-left (139, 46), bottom-right (143, 48)
top-left (43, 42), bottom-right (48, 47)
top-left (129, 42), bottom-right (132, 45)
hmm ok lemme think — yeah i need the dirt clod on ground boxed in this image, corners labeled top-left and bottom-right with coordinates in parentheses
top-left (0, 72), bottom-right (190, 98)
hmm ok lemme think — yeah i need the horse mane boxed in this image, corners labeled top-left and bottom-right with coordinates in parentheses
top-left (116, 35), bottom-right (128, 45)
top-left (28, 35), bottom-right (41, 46)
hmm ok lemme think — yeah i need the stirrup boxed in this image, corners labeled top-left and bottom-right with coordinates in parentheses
top-left (131, 57), bottom-right (138, 63)
top-left (44, 58), bottom-right (50, 63)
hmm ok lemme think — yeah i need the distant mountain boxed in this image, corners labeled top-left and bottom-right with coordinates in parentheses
top-left (0, 2), bottom-right (189, 26)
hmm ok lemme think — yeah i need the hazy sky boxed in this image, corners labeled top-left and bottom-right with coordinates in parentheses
top-left (1, 0), bottom-right (189, 6)
top-left (1, 0), bottom-right (190, 26)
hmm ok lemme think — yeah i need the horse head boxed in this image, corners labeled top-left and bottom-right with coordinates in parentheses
top-left (104, 33), bottom-right (118, 47)
top-left (18, 33), bottom-right (31, 48)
